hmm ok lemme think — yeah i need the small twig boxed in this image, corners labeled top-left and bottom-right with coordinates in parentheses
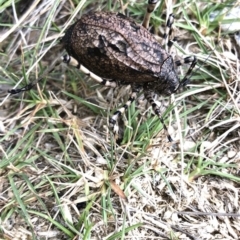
top-left (177, 211), bottom-right (240, 217)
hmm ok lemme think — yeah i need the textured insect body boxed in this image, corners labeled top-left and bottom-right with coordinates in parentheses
top-left (61, 12), bottom-right (180, 95)
top-left (9, 0), bottom-right (196, 141)
top-left (60, 4), bottom-right (197, 141)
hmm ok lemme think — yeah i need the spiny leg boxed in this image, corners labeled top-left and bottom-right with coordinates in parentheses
top-left (109, 87), bottom-right (140, 136)
top-left (162, 13), bottom-right (175, 52)
top-left (145, 91), bottom-right (173, 142)
top-left (142, 0), bottom-right (158, 29)
top-left (62, 55), bottom-right (117, 88)
top-left (175, 56), bottom-right (197, 89)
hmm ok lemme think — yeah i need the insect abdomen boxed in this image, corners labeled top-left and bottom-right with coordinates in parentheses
top-left (62, 12), bottom-right (170, 85)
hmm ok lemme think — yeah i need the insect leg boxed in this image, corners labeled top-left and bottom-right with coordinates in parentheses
top-left (162, 13), bottom-right (175, 52)
top-left (175, 56), bottom-right (197, 88)
top-left (109, 87), bottom-right (140, 136)
top-left (62, 55), bottom-right (117, 88)
top-left (142, 0), bottom-right (158, 29)
top-left (145, 91), bottom-right (173, 142)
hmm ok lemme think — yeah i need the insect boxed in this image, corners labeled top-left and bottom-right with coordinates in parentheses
top-left (9, 0), bottom-right (197, 142)
top-left (60, 0), bottom-right (197, 141)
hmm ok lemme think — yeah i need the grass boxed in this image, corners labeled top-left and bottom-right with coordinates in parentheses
top-left (0, 0), bottom-right (240, 239)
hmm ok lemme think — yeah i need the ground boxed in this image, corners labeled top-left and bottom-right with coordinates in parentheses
top-left (0, 0), bottom-right (240, 239)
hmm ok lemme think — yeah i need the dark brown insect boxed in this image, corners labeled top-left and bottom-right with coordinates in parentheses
top-left (62, 11), bottom-right (179, 95)
top-left (10, 0), bottom-right (197, 141)
top-left (61, 1), bottom-right (197, 141)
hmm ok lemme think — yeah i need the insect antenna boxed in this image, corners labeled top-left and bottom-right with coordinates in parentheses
top-left (176, 14), bottom-right (239, 91)
top-left (7, 58), bottom-right (61, 95)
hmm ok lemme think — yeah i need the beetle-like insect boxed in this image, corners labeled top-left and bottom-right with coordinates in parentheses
top-left (9, 0), bottom-right (197, 141)
top-left (60, 0), bottom-right (197, 141)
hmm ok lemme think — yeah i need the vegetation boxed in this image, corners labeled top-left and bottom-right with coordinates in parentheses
top-left (0, 0), bottom-right (239, 239)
